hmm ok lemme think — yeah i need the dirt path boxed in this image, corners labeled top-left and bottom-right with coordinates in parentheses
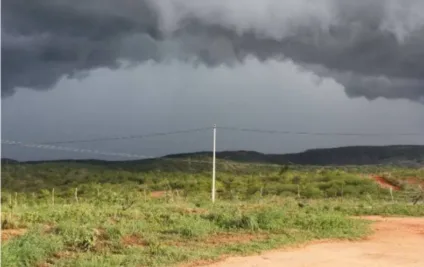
top-left (202, 216), bottom-right (424, 267)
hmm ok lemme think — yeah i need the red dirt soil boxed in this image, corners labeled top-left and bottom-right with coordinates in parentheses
top-left (121, 234), bottom-right (147, 247)
top-left (372, 176), bottom-right (401, 191)
top-left (1, 228), bottom-right (27, 242)
top-left (150, 191), bottom-right (167, 198)
top-left (170, 233), bottom-right (268, 249)
top-left (406, 177), bottom-right (424, 187)
top-left (204, 233), bottom-right (268, 245)
top-left (199, 216), bottom-right (424, 267)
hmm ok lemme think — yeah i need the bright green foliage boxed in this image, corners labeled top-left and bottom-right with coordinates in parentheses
top-left (2, 160), bottom-right (423, 202)
top-left (1, 228), bottom-right (64, 267)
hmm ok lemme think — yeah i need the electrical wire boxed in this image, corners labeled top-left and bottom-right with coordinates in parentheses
top-left (4, 138), bottom-right (420, 171)
top-left (2, 139), bottom-right (153, 159)
top-left (218, 126), bottom-right (424, 137)
top-left (1, 139), bottom-right (287, 168)
top-left (39, 127), bottom-right (212, 145)
top-left (23, 124), bottom-right (424, 147)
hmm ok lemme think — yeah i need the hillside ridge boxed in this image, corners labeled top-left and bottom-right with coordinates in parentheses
top-left (2, 145), bottom-right (424, 166)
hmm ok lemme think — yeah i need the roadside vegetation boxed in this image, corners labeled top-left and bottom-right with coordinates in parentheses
top-left (1, 159), bottom-right (423, 267)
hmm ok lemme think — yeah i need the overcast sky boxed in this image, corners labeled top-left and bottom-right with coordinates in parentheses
top-left (2, 0), bottom-right (424, 161)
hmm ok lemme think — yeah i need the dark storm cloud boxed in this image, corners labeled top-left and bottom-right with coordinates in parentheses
top-left (2, 0), bottom-right (424, 101)
top-left (1, 0), bottom-right (161, 96)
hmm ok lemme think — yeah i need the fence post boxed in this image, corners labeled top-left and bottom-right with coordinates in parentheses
top-left (389, 187), bottom-right (394, 203)
top-left (143, 188), bottom-right (147, 202)
top-left (212, 124), bottom-right (217, 203)
top-left (8, 193), bottom-right (13, 222)
top-left (52, 188), bottom-right (55, 205)
top-left (75, 187), bottom-right (79, 204)
top-left (413, 185), bottom-right (423, 205)
top-left (297, 185), bottom-right (300, 198)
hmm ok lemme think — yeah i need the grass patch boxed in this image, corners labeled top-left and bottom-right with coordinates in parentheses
top-left (1, 227), bottom-right (64, 267)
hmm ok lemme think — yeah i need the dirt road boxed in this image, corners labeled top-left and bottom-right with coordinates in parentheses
top-left (203, 216), bottom-right (424, 267)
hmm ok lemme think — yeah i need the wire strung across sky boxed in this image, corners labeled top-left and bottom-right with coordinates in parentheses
top-left (2, 139), bottom-right (153, 159)
top-left (40, 127), bottom-right (212, 145)
top-left (2, 125), bottom-right (424, 165)
top-left (3, 136), bottom-right (423, 170)
top-left (3, 125), bottom-right (424, 162)
top-left (13, 126), bottom-right (424, 146)
top-left (218, 126), bottom-right (424, 137)
top-left (3, 138), bottom-right (422, 175)
top-left (1, 139), bottom-right (287, 169)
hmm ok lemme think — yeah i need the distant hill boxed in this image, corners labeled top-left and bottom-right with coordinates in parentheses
top-left (167, 145), bottom-right (424, 166)
top-left (1, 158), bottom-right (20, 164)
top-left (276, 145), bottom-right (424, 166)
top-left (2, 145), bottom-right (424, 167)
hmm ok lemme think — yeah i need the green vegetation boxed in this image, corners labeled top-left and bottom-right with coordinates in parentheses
top-left (1, 157), bottom-right (423, 267)
top-left (2, 158), bottom-right (423, 201)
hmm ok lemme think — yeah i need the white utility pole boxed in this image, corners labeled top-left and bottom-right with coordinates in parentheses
top-left (212, 124), bottom-right (217, 203)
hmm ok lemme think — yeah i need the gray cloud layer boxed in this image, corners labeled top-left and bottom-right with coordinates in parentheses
top-left (2, 0), bottom-right (424, 101)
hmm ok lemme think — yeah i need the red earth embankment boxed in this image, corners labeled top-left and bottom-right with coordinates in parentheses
top-left (371, 175), bottom-right (401, 191)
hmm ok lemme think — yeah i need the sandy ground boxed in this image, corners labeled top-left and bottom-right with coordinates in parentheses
top-left (203, 216), bottom-right (424, 267)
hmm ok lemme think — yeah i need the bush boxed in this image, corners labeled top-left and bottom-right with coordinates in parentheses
top-left (204, 211), bottom-right (259, 231)
top-left (54, 223), bottom-right (98, 251)
top-left (302, 186), bottom-right (324, 198)
top-left (1, 229), bottom-right (64, 267)
top-left (167, 216), bottom-right (216, 238)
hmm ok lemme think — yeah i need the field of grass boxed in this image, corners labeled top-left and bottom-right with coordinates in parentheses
top-left (1, 159), bottom-right (424, 267)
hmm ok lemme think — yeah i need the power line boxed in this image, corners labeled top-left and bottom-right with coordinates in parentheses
top-left (218, 126), bottom-right (424, 137)
top-left (1, 139), bottom-right (285, 168)
top-left (2, 139), bottom-right (219, 166)
top-left (39, 127), bottom-right (212, 145)
top-left (19, 124), bottom-right (424, 148)
top-left (2, 140), bottom-right (153, 160)
top-left (3, 139), bottom-right (420, 171)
